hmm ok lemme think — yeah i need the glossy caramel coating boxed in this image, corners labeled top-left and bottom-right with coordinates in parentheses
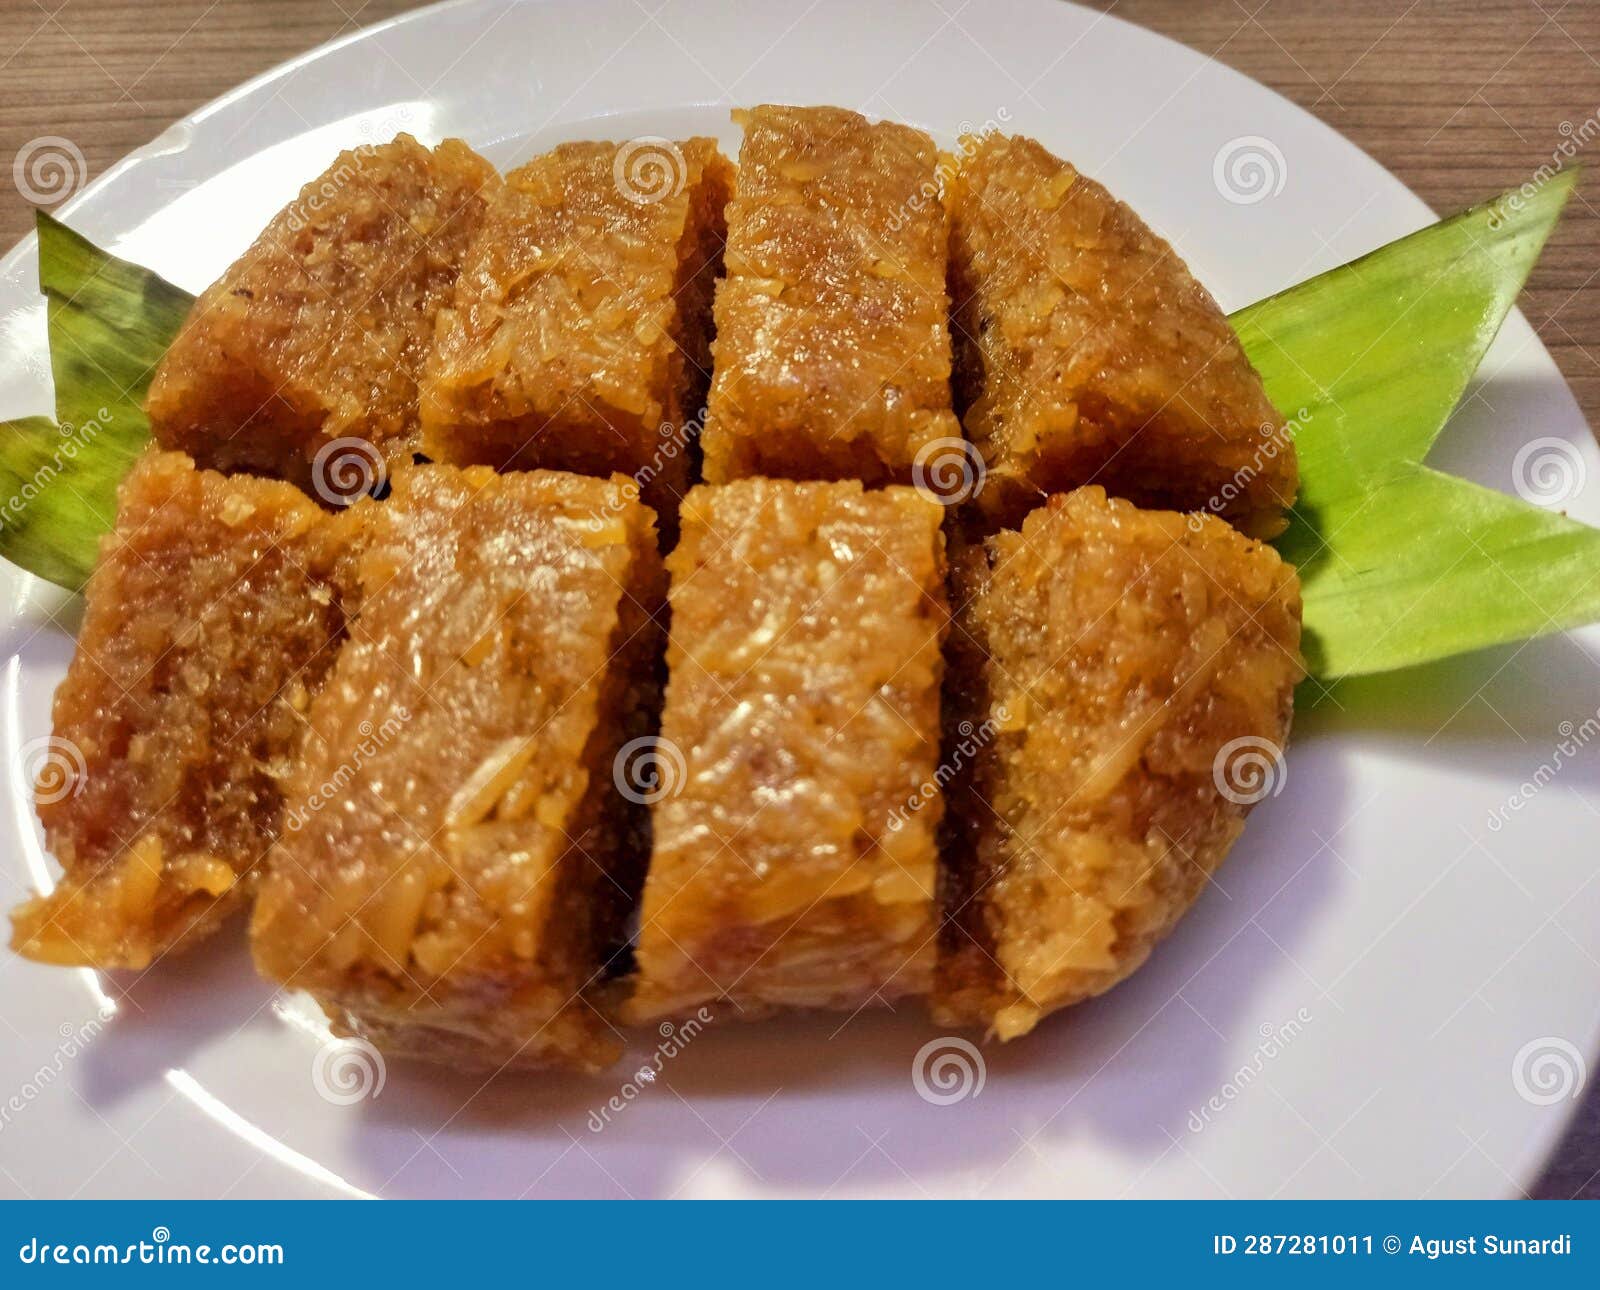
top-left (11, 450), bottom-right (346, 969)
top-left (701, 105), bottom-right (960, 485)
top-left (948, 133), bottom-right (1297, 536)
top-left (147, 135), bottom-right (497, 486)
top-left (628, 479), bottom-right (947, 1021)
top-left (936, 487), bottom-right (1303, 1038)
top-left (252, 465), bottom-right (663, 1071)
top-left (421, 139), bottom-right (731, 536)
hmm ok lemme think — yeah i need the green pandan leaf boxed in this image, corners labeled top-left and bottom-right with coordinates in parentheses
top-left (1233, 169), bottom-right (1576, 502)
top-left (1228, 170), bottom-right (1594, 678)
top-left (1283, 466), bottom-right (1600, 677)
top-left (0, 213), bottom-right (193, 590)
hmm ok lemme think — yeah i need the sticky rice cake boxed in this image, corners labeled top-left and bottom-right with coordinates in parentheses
top-left (421, 139), bottom-right (732, 533)
top-left (251, 465), bottom-right (663, 1071)
top-left (947, 132), bottom-right (1297, 536)
top-left (936, 487), bottom-right (1303, 1039)
top-left (628, 479), bottom-right (947, 1021)
top-left (146, 135), bottom-right (497, 488)
top-left (10, 450), bottom-right (346, 970)
top-left (699, 105), bottom-right (961, 486)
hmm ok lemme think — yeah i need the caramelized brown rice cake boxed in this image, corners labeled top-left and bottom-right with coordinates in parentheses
top-left (10, 450), bottom-right (346, 969)
top-left (251, 465), bottom-right (662, 1071)
top-left (947, 132), bottom-right (1297, 536)
top-left (628, 479), bottom-right (947, 1021)
top-left (936, 487), bottom-right (1303, 1039)
top-left (147, 135), bottom-right (497, 488)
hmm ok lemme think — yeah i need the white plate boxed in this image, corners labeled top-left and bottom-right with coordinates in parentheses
top-left (2, 0), bottom-right (1596, 1200)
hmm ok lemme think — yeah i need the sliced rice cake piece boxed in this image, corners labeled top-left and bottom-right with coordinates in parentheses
top-left (936, 487), bottom-right (1303, 1039)
top-left (10, 450), bottom-right (346, 970)
top-left (421, 138), bottom-right (732, 534)
top-left (699, 105), bottom-right (961, 486)
top-left (628, 479), bottom-right (947, 1021)
top-left (947, 132), bottom-right (1297, 536)
top-left (147, 135), bottom-right (498, 489)
top-left (251, 465), bottom-right (664, 1072)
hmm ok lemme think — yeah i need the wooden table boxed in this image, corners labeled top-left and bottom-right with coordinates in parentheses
top-left (0, 0), bottom-right (1595, 1199)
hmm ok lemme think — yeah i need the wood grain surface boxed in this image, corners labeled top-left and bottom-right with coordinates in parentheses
top-left (0, 0), bottom-right (1595, 1199)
